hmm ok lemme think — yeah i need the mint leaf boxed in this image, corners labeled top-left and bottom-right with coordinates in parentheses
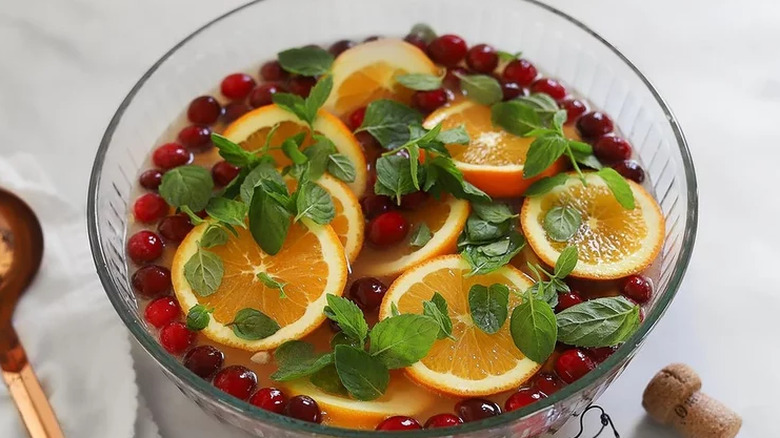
top-left (257, 272), bottom-right (287, 298)
top-left (272, 93), bottom-right (308, 124)
top-left (409, 23), bottom-right (437, 43)
top-left (556, 297), bottom-right (640, 347)
top-left (510, 293), bottom-right (557, 363)
top-left (464, 215), bottom-right (511, 243)
top-left (324, 294), bottom-right (369, 345)
top-left (396, 73), bottom-right (443, 91)
top-left (334, 345), bottom-right (389, 401)
top-left (527, 281), bottom-right (559, 308)
top-left (496, 50), bottom-right (522, 62)
top-left (374, 154), bottom-right (416, 204)
top-left (294, 181), bottom-right (335, 225)
top-left (200, 224), bottom-right (229, 249)
top-left (455, 73), bottom-right (503, 105)
top-left (310, 364), bottom-right (348, 395)
top-left (554, 246), bottom-right (579, 279)
top-left (304, 75), bottom-right (333, 122)
top-left (461, 230), bottom-right (525, 276)
top-left (357, 99), bottom-right (423, 149)
top-left (271, 341), bottom-right (333, 381)
top-left (158, 165), bottom-right (214, 212)
top-left (436, 125), bottom-right (470, 144)
top-left (518, 93), bottom-right (559, 113)
top-left (186, 304), bottom-right (212, 331)
top-left (330, 332), bottom-right (361, 349)
top-left (409, 223), bottom-right (432, 248)
top-left (281, 136), bottom-right (308, 165)
top-left (228, 308), bottom-right (280, 341)
top-left (181, 206), bottom-right (206, 225)
top-left (248, 183), bottom-right (292, 255)
top-left (302, 137), bottom-right (337, 180)
top-left (277, 46), bottom-right (334, 76)
top-left (390, 302), bottom-right (401, 316)
top-left (597, 168), bottom-right (636, 210)
top-left (240, 162), bottom-right (285, 204)
top-left (205, 197), bottom-right (248, 229)
top-left (524, 174), bottom-right (569, 197)
top-left (369, 314), bottom-right (439, 369)
top-left (523, 135), bottom-right (568, 178)
top-left (424, 156), bottom-right (491, 203)
top-left (183, 247), bottom-right (223, 297)
top-left (327, 154), bottom-right (356, 182)
top-left (468, 284), bottom-right (510, 334)
top-left (211, 133), bottom-right (259, 168)
top-left (544, 206), bottom-right (582, 242)
top-left (491, 101), bottom-right (544, 137)
top-left (472, 202), bottom-right (517, 224)
top-left (423, 292), bottom-right (454, 340)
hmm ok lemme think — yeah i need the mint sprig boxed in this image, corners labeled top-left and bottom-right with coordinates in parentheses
top-left (183, 247), bottom-right (223, 297)
top-left (544, 206), bottom-right (582, 242)
top-left (257, 272), bottom-right (287, 298)
top-left (273, 75), bottom-right (333, 128)
top-left (468, 283), bottom-right (510, 334)
top-left (185, 304), bottom-right (212, 331)
top-left (423, 292), bottom-right (455, 340)
top-left (334, 345), bottom-right (389, 401)
top-left (356, 99), bottom-right (424, 149)
top-left (456, 73), bottom-right (503, 106)
top-left (458, 202), bottom-right (525, 275)
top-left (526, 246), bottom-right (579, 307)
top-left (510, 288), bottom-right (557, 363)
top-left (556, 296), bottom-right (640, 347)
top-left (270, 341), bottom-right (333, 381)
top-left (324, 294), bottom-right (369, 346)
top-left (277, 46), bottom-right (334, 76)
top-left (409, 223), bottom-right (432, 248)
top-left (227, 308), bottom-right (280, 340)
top-left (368, 314), bottom-right (439, 369)
top-left (396, 72), bottom-right (444, 91)
top-left (158, 165), bottom-right (214, 212)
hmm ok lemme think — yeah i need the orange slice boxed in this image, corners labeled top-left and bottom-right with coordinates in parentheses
top-left (423, 100), bottom-right (580, 198)
top-left (223, 104), bottom-right (367, 197)
top-left (521, 172), bottom-right (665, 279)
top-left (323, 39), bottom-right (439, 117)
top-left (379, 255), bottom-right (539, 396)
top-left (351, 195), bottom-right (469, 277)
top-left (171, 219), bottom-right (347, 351)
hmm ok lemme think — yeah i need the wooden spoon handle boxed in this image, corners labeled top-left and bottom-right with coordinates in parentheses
top-left (2, 355), bottom-right (64, 438)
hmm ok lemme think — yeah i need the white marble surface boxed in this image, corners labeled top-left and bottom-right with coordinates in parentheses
top-left (2, 0), bottom-right (779, 436)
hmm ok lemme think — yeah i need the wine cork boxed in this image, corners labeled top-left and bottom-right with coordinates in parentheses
top-left (643, 363), bottom-right (741, 438)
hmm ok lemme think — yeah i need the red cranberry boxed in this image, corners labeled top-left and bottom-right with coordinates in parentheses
top-left (288, 76), bottom-right (316, 97)
top-left (424, 413), bottom-right (462, 429)
top-left (500, 79), bottom-right (525, 101)
top-left (443, 67), bottom-right (468, 91)
top-left (284, 395), bottom-right (322, 423)
top-left (144, 296), bottom-right (180, 328)
top-left (455, 398), bottom-right (501, 422)
top-left (355, 131), bottom-right (380, 152)
top-left (222, 102), bottom-right (251, 123)
top-left (177, 125), bottom-right (212, 152)
top-left (505, 388), bottom-right (546, 411)
top-left (376, 416), bottom-right (422, 431)
top-left (561, 98), bottom-right (587, 124)
top-left (466, 44), bottom-right (499, 73)
top-left (183, 345), bottom-right (224, 379)
top-left (594, 135), bottom-right (632, 164)
top-left (159, 321), bottom-right (194, 355)
top-left (404, 34), bottom-right (428, 52)
top-left (349, 277), bottom-right (387, 311)
top-left (399, 191), bottom-right (428, 210)
top-left (213, 365), bottom-right (257, 400)
top-left (361, 195), bottom-right (394, 219)
top-left (412, 88), bottom-right (449, 113)
top-left (503, 59), bottom-right (538, 86)
top-left (368, 211), bottom-right (409, 246)
top-left (132, 265), bottom-right (171, 297)
top-left (158, 214), bottom-right (194, 242)
top-left (329, 39), bottom-right (356, 56)
top-left (187, 96), bottom-right (222, 125)
top-left (613, 160), bottom-right (645, 183)
top-left (428, 34), bottom-right (468, 67)
top-left (211, 160), bottom-right (240, 187)
top-left (127, 230), bottom-right (163, 263)
top-left (577, 112), bottom-right (614, 139)
top-left (533, 373), bottom-right (562, 395)
top-left (260, 60), bottom-right (288, 82)
top-left (348, 107), bottom-right (366, 131)
top-left (555, 349), bottom-right (596, 383)
top-left (133, 193), bottom-right (169, 223)
top-left (220, 73), bottom-right (256, 100)
top-left (555, 291), bottom-right (583, 313)
top-left (152, 143), bottom-right (192, 170)
top-left (250, 387), bottom-right (287, 414)
top-left (530, 78), bottom-right (567, 100)
top-left (139, 169), bottom-right (163, 191)
top-left (587, 346), bottom-right (618, 363)
top-left (621, 274), bottom-right (652, 303)
top-left (249, 82), bottom-right (286, 108)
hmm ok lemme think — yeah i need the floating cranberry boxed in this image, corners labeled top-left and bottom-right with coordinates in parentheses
top-left (133, 193), bottom-right (169, 223)
top-left (144, 296), bottom-right (180, 328)
top-left (127, 230), bottom-right (163, 263)
top-left (214, 365), bottom-right (258, 400)
top-left (505, 388), bottom-right (546, 411)
top-left (500, 79), bottom-right (525, 101)
top-left (594, 135), bottom-right (632, 164)
top-left (502, 59), bottom-right (538, 86)
top-left (443, 66), bottom-right (468, 91)
top-left (424, 413), bottom-right (463, 429)
top-left (355, 131), bottom-right (380, 152)
top-left (152, 143), bottom-right (192, 170)
top-left (349, 277), bottom-right (388, 311)
top-left (288, 76), bottom-right (316, 97)
top-left (250, 387), bottom-right (287, 414)
top-left (376, 416), bottom-right (422, 431)
top-left (158, 214), bottom-right (194, 243)
top-left (368, 211), bottom-right (409, 246)
top-left (222, 102), bottom-right (251, 123)
top-left (403, 34), bottom-right (428, 52)
top-left (183, 345), bottom-right (224, 379)
top-left (211, 160), bottom-right (240, 187)
top-left (621, 274), bottom-right (652, 303)
top-left (284, 395), bottom-right (322, 423)
top-left (560, 98), bottom-right (587, 124)
top-left (555, 291), bottom-right (583, 313)
top-left (260, 60), bottom-right (288, 82)
top-left (249, 82), bottom-right (286, 108)
top-left (220, 73), bottom-right (256, 100)
top-left (530, 78), bottom-right (567, 100)
top-left (139, 169), bottom-right (163, 191)
top-left (466, 44), bottom-right (499, 73)
top-left (400, 191), bottom-right (429, 210)
top-left (555, 349), bottom-right (596, 383)
top-left (613, 160), bottom-right (645, 183)
top-left (361, 195), bottom-right (394, 219)
top-left (132, 265), bottom-right (171, 297)
top-left (533, 373), bottom-right (562, 395)
top-left (455, 398), bottom-right (501, 422)
top-left (412, 88), bottom-right (448, 113)
top-left (587, 346), bottom-right (618, 364)
top-left (428, 34), bottom-right (468, 67)
top-left (329, 39), bottom-right (356, 56)
top-left (577, 112), bottom-right (614, 139)
top-left (187, 96), bottom-right (222, 125)
top-left (177, 125), bottom-right (212, 152)
top-left (348, 107), bottom-right (366, 131)
top-left (159, 321), bottom-right (194, 355)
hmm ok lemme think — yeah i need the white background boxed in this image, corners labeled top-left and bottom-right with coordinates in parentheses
top-left (1, 0), bottom-right (779, 436)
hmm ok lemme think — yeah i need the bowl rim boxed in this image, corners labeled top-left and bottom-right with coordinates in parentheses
top-left (87, 0), bottom-right (698, 436)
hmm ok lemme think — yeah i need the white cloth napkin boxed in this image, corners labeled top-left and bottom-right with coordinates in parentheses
top-left (0, 153), bottom-right (160, 438)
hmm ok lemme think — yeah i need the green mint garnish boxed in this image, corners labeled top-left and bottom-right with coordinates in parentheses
top-left (270, 340), bottom-right (333, 381)
top-left (408, 23), bottom-right (437, 44)
top-left (185, 304), bottom-right (212, 331)
top-left (409, 223), bottom-right (432, 248)
top-left (496, 50), bottom-right (522, 62)
top-left (326, 154), bottom-right (357, 182)
top-left (324, 294), bottom-right (369, 346)
top-left (596, 167), bottom-right (636, 210)
top-left (309, 364), bottom-right (348, 395)
top-left (395, 72), bottom-right (444, 91)
top-left (199, 224), bottom-right (229, 249)
top-left (554, 245), bottom-right (579, 278)
top-left (523, 134), bottom-right (569, 178)
top-left (158, 165), bottom-right (214, 212)
top-left (183, 247), bottom-right (224, 297)
top-left (205, 197), bottom-right (248, 229)
top-left (240, 162), bottom-right (285, 204)
top-left (227, 308), bottom-right (280, 341)
top-left (423, 292), bottom-right (455, 340)
top-left (248, 179), bottom-right (292, 255)
top-left (510, 288), bottom-right (557, 363)
top-left (180, 205), bottom-right (206, 225)
top-left (435, 125), bottom-right (469, 145)
top-left (471, 202), bottom-right (518, 224)
top-left (543, 206), bottom-right (582, 242)
top-left (556, 296), bottom-right (640, 347)
top-left (333, 345), bottom-right (389, 401)
top-left (524, 174), bottom-right (570, 197)
top-left (257, 272), bottom-right (288, 298)
top-left (455, 73), bottom-right (503, 106)
top-left (458, 201), bottom-right (525, 275)
top-left (468, 283), bottom-right (510, 334)
top-left (374, 154), bottom-right (417, 204)
top-left (368, 314), bottom-right (439, 369)
top-left (356, 99), bottom-right (423, 149)
top-left (273, 75), bottom-right (333, 128)
top-left (277, 46), bottom-right (334, 76)
top-left (211, 133), bottom-right (261, 168)
top-left (294, 180), bottom-right (335, 225)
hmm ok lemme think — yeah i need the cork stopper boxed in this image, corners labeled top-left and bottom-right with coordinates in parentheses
top-left (643, 363), bottom-right (741, 438)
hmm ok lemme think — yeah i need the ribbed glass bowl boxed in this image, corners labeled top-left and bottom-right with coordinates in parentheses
top-left (87, 0), bottom-right (698, 436)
